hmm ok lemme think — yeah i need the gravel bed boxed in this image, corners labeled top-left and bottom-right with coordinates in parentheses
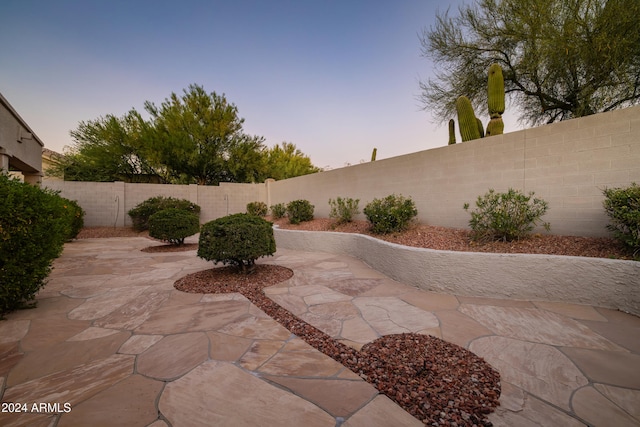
top-left (77, 218), bottom-right (630, 260)
top-left (271, 218), bottom-right (631, 259)
top-left (175, 265), bottom-right (500, 426)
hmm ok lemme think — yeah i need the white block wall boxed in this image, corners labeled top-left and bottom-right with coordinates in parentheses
top-left (269, 105), bottom-right (640, 237)
top-left (44, 106), bottom-right (640, 237)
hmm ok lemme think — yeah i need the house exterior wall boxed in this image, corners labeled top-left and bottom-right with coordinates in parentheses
top-left (0, 93), bottom-right (44, 184)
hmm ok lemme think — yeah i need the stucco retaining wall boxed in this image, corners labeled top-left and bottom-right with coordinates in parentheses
top-left (274, 228), bottom-right (640, 316)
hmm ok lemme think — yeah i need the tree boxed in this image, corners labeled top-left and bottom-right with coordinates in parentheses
top-left (49, 111), bottom-right (164, 182)
top-left (57, 84), bottom-right (320, 184)
top-left (262, 142), bottom-right (321, 180)
top-left (419, 0), bottom-right (640, 126)
top-left (226, 136), bottom-right (268, 183)
top-left (145, 84), bottom-right (261, 185)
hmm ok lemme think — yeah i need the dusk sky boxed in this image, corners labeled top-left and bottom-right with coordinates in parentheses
top-left (1, 0), bottom-right (521, 170)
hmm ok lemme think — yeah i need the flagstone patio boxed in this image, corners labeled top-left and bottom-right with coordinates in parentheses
top-left (0, 236), bottom-right (638, 426)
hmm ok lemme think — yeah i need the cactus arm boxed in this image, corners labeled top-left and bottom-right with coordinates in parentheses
top-left (456, 96), bottom-right (481, 141)
top-left (448, 119), bottom-right (456, 145)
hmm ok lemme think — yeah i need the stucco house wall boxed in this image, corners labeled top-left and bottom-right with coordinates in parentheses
top-left (0, 92), bottom-right (43, 184)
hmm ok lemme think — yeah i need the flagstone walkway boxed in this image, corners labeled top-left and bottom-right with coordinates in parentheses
top-left (0, 236), bottom-right (638, 426)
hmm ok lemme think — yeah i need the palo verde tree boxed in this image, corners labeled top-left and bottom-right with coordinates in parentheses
top-left (262, 142), bottom-right (321, 180)
top-left (49, 110), bottom-right (164, 182)
top-left (419, 0), bottom-right (640, 126)
top-left (145, 84), bottom-right (262, 185)
top-left (56, 84), bottom-right (320, 184)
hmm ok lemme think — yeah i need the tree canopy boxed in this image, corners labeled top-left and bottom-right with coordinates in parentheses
top-left (419, 0), bottom-right (640, 126)
top-left (49, 110), bottom-right (164, 183)
top-left (51, 85), bottom-right (320, 184)
top-left (262, 142), bottom-right (321, 181)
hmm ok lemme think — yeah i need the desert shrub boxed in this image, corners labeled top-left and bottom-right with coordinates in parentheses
top-left (286, 199), bottom-right (314, 224)
top-left (60, 198), bottom-right (85, 240)
top-left (148, 208), bottom-right (200, 246)
top-left (246, 201), bottom-right (268, 217)
top-left (364, 194), bottom-right (418, 234)
top-left (328, 197), bottom-right (360, 224)
top-left (603, 183), bottom-right (640, 256)
top-left (198, 213), bottom-right (276, 273)
top-left (128, 196), bottom-right (200, 231)
top-left (270, 203), bottom-right (286, 219)
top-left (464, 188), bottom-right (550, 242)
top-left (0, 174), bottom-right (70, 316)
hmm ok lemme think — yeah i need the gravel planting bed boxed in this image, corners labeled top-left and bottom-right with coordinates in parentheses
top-left (78, 218), bottom-right (630, 260)
top-left (271, 218), bottom-right (631, 259)
top-left (174, 265), bottom-right (500, 426)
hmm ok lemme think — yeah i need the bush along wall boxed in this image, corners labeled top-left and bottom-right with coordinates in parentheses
top-left (464, 188), bottom-right (550, 242)
top-left (128, 196), bottom-right (201, 231)
top-left (246, 201), bottom-right (268, 217)
top-left (286, 199), bottom-right (314, 224)
top-left (364, 194), bottom-right (418, 234)
top-left (603, 183), bottom-right (640, 258)
top-left (148, 208), bottom-right (200, 245)
top-left (0, 174), bottom-right (81, 316)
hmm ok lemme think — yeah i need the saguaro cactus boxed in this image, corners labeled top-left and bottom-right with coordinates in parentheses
top-left (448, 119), bottom-right (456, 145)
top-left (456, 96), bottom-right (481, 141)
top-left (486, 63), bottom-right (505, 136)
top-left (371, 147), bottom-right (377, 161)
top-left (476, 117), bottom-right (485, 138)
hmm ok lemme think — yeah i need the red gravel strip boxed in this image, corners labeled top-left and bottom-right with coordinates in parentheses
top-left (175, 265), bottom-right (500, 426)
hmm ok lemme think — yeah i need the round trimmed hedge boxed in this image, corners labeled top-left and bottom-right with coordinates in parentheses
top-left (148, 208), bottom-right (200, 246)
top-left (198, 213), bottom-right (275, 273)
top-left (128, 196), bottom-right (200, 231)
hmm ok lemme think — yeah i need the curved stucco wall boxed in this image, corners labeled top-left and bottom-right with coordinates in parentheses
top-left (274, 228), bottom-right (640, 316)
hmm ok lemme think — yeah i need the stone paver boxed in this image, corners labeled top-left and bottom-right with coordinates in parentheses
top-left (136, 332), bottom-right (209, 380)
top-left (159, 360), bottom-right (335, 427)
top-left (470, 336), bottom-right (588, 410)
top-left (0, 236), bottom-right (638, 426)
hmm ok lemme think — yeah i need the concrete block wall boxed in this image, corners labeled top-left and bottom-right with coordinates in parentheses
top-left (44, 181), bottom-right (124, 227)
top-left (521, 106), bottom-right (640, 236)
top-left (196, 182), bottom-right (267, 224)
top-left (44, 106), bottom-right (639, 236)
top-left (44, 179), bottom-right (268, 227)
top-left (269, 105), bottom-right (640, 237)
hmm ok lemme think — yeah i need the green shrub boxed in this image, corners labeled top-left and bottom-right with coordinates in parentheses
top-left (60, 198), bottom-right (85, 240)
top-left (128, 196), bottom-right (200, 231)
top-left (198, 213), bottom-right (276, 273)
top-left (464, 188), bottom-right (550, 242)
top-left (0, 174), bottom-right (70, 316)
top-left (148, 208), bottom-right (200, 246)
top-left (270, 203), bottom-right (286, 219)
top-left (364, 194), bottom-right (418, 234)
top-left (329, 197), bottom-right (360, 225)
top-left (603, 183), bottom-right (640, 256)
top-left (286, 199), bottom-right (314, 224)
top-left (246, 201), bottom-right (268, 217)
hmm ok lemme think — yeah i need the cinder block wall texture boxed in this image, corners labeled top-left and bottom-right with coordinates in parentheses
top-left (269, 105), bottom-right (640, 237)
top-left (44, 180), bottom-right (267, 227)
top-left (45, 106), bottom-right (639, 237)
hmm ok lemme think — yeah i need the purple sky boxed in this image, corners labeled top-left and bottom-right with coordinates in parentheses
top-left (0, 0), bottom-right (521, 170)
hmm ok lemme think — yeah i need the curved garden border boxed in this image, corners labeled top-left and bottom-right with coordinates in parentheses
top-left (274, 228), bottom-right (640, 316)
